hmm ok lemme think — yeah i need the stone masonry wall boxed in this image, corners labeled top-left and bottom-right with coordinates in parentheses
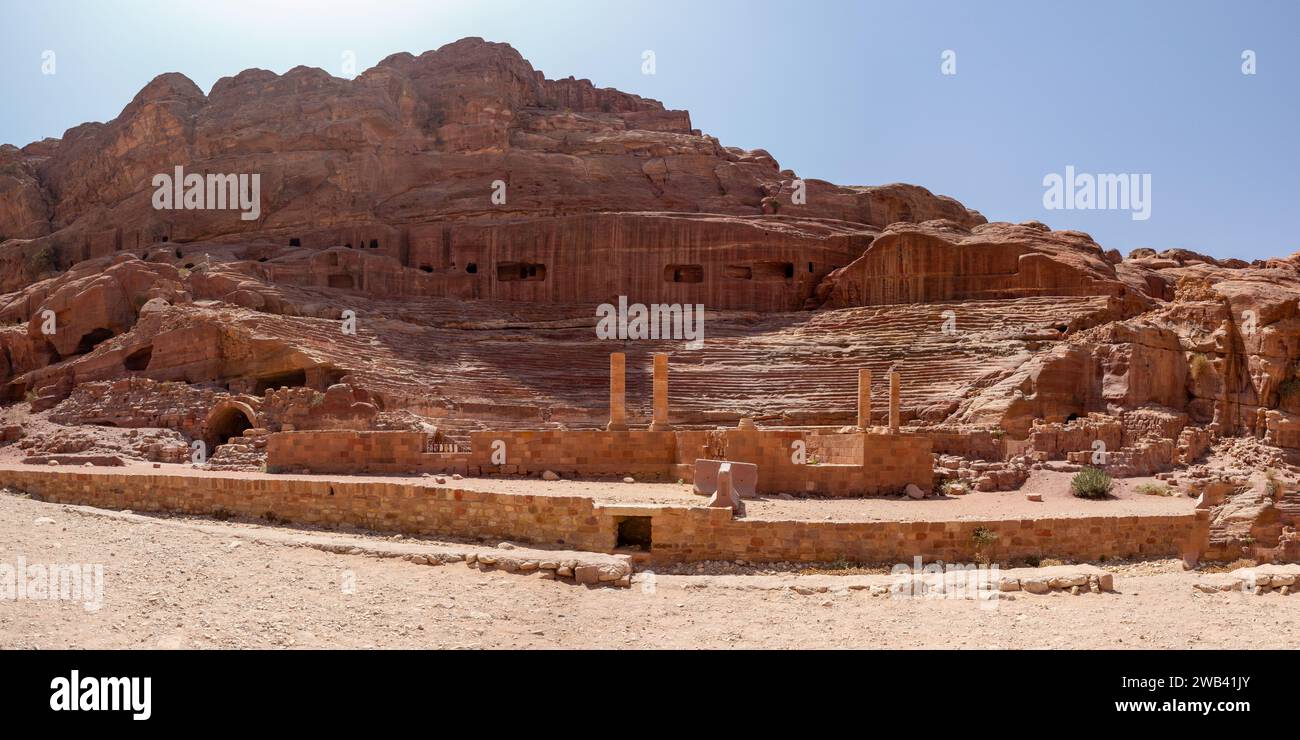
top-left (674, 429), bottom-right (933, 496)
top-left (460, 428), bottom-right (934, 496)
top-left (468, 430), bottom-right (678, 480)
top-left (266, 430), bottom-right (468, 475)
top-left (0, 467), bottom-right (1209, 565)
top-left (267, 428), bottom-right (934, 496)
top-left (639, 506), bottom-right (1205, 563)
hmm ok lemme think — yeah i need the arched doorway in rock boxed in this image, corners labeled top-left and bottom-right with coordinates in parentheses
top-left (205, 401), bottom-right (259, 449)
top-left (75, 328), bottom-right (114, 355)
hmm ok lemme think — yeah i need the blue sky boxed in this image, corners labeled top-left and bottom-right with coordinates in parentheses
top-left (2, 0), bottom-right (1296, 261)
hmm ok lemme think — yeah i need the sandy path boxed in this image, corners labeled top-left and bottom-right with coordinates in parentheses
top-left (1, 491), bottom-right (1290, 650)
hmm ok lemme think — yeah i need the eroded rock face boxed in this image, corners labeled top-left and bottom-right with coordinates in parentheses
top-left (818, 220), bottom-right (1140, 309)
top-left (968, 262), bottom-right (1300, 439)
top-left (0, 37), bottom-right (981, 297)
top-left (0, 144), bottom-right (52, 242)
top-left (3, 38), bottom-right (1300, 556)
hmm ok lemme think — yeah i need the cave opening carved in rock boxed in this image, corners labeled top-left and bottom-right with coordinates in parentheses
top-left (205, 402), bottom-right (258, 448)
top-left (75, 328), bottom-right (114, 355)
top-left (123, 345), bottom-right (153, 372)
top-left (496, 262), bottom-right (546, 282)
top-left (664, 264), bottom-right (704, 283)
top-left (254, 369), bottom-right (308, 395)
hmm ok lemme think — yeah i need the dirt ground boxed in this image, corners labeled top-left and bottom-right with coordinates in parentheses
top-left (1, 490), bottom-right (1293, 650)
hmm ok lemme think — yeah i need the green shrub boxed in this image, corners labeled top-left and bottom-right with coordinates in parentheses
top-left (1135, 482), bottom-right (1173, 497)
top-left (941, 479), bottom-right (970, 496)
top-left (26, 244), bottom-right (55, 275)
top-left (1265, 468), bottom-right (1282, 499)
top-left (971, 527), bottom-right (998, 563)
top-left (933, 473), bottom-right (952, 495)
top-left (1071, 466), bottom-right (1113, 499)
top-left (1189, 353), bottom-right (1212, 381)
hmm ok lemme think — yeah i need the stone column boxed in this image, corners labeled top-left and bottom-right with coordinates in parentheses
top-left (607, 352), bottom-right (628, 431)
top-left (857, 369), bottom-right (872, 429)
top-left (650, 353), bottom-right (672, 431)
top-left (888, 369), bottom-right (901, 434)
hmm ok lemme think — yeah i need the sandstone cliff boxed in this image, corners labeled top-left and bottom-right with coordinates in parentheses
top-left (1, 37), bottom-right (1299, 481)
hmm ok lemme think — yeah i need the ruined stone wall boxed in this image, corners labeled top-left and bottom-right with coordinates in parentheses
top-left (1120, 407), bottom-right (1188, 447)
top-left (1028, 408), bottom-right (1213, 476)
top-left (259, 384), bottom-right (382, 432)
top-left (1027, 414), bottom-right (1123, 459)
top-left (915, 428), bottom-right (1006, 460)
top-left (467, 430), bottom-right (678, 479)
top-left (674, 429), bottom-right (933, 496)
top-left (266, 430), bottom-right (468, 475)
top-left (0, 466), bottom-right (1208, 564)
top-left (268, 427), bottom-right (933, 496)
top-left (459, 427), bottom-right (932, 495)
top-left (805, 432), bottom-right (864, 464)
top-left (50, 377), bottom-right (222, 439)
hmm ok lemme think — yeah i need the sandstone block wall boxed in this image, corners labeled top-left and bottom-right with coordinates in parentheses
top-left (675, 429), bottom-right (933, 496)
top-left (805, 432), bottom-right (864, 464)
top-left (50, 377), bottom-right (221, 439)
top-left (641, 507), bottom-right (1204, 564)
top-left (0, 467), bottom-right (1207, 565)
top-left (266, 430), bottom-right (468, 475)
top-left (268, 427), bottom-right (935, 497)
top-left (917, 428), bottom-right (1007, 461)
top-left (468, 430), bottom-right (678, 479)
top-left (0, 467), bottom-right (609, 550)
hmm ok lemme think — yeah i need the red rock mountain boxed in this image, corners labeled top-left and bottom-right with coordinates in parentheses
top-left (2, 35), bottom-right (1299, 483)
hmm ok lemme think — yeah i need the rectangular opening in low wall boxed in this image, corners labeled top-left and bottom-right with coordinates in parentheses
top-left (615, 516), bottom-right (653, 551)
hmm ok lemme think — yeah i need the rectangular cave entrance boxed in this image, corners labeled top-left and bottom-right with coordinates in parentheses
top-left (496, 261), bottom-right (546, 282)
top-left (614, 516), bottom-right (653, 551)
top-left (664, 264), bottom-right (704, 283)
top-left (751, 260), bottom-right (795, 281)
top-left (254, 369), bottom-right (307, 395)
